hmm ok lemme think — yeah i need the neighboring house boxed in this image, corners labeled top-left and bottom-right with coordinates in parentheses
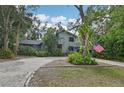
top-left (56, 31), bottom-right (80, 53)
top-left (19, 40), bottom-right (42, 49)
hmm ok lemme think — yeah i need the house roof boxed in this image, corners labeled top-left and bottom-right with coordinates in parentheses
top-left (19, 40), bottom-right (42, 45)
top-left (57, 30), bottom-right (77, 37)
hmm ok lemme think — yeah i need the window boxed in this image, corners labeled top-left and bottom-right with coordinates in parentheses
top-left (57, 44), bottom-right (62, 49)
top-left (68, 46), bottom-right (74, 51)
top-left (69, 37), bottom-right (74, 42)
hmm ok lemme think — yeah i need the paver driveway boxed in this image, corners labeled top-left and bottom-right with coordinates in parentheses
top-left (0, 57), bottom-right (66, 87)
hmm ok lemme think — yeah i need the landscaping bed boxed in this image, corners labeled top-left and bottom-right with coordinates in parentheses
top-left (27, 60), bottom-right (124, 87)
top-left (0, 56), bottom-right (31, 63)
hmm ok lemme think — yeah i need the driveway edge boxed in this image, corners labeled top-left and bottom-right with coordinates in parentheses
top-left (24, 69), bottom-right (36, 87)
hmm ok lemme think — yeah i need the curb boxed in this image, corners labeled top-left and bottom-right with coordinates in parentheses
top-left (24, 68), bottom-right (39, 87)
top-left (23, 57), bottom-right (66, 87)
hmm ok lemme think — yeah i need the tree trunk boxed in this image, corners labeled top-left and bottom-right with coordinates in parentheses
top-left (3, 31), bottom-right (8, 49)
top-left (15, 23), bottom-right (20, 55)
top-left (83, 33), bottom-right (89, 56)
top-left (3, 21), bottom-right (9, 50)
top-left (75, 5), bottom-right (89, 56)
top-left (2, 6), bottom-right (11, 50)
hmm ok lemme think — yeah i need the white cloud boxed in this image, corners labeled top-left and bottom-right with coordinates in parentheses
top-left (35, 14), bottom-right (49, 22)
top-left (40, 23), bottom-right (46, 27)
top-left (46, 23), bottom-right (53, 28)
top-left (39, 23), bottom-right (55, 29)
top-left (68, 18), bottom-right (77, 23)
top-left (51, 16), bottom-right (67, 25)
top-left (32, 14), bottom-right (78, 31)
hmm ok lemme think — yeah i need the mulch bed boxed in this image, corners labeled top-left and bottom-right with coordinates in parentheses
top-left (0, 56), bottom-right (31, 63)
top-left (42, 59), bottom-right (113, 68)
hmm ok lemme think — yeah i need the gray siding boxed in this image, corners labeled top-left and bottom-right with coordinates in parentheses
top-left (57, 32), bottom-right (80, 53)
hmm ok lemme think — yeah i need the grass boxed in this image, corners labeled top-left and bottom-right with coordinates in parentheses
top-left (54, 67), bottom-right (124, 87)
top-left (28, 66), bottom-right (124, 87)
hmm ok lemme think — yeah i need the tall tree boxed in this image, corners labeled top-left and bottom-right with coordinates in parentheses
top-left (0, 6), bottom-right (16, 49)
top-left (98, 6), bottom-right (124, 58)
top-left (74, 5), bottom-right (110, 56)
top-left (74, 5), bottom-right (91, 56)
top-left (14, 6), bottom-right (32, 54)
top-left (43, 28), bottom-right (58, 54)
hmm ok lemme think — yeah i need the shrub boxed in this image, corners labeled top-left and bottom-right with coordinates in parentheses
top-left (67, 52), bottom-right (97, 65)
top-left (95, 29), bottom-right (124, 61)
top-left (0, 49), bottom-right (15, 59)
top-left (93, 51), bottom-right (124, 62)
top-left (35, 51), bottom-right (49, 57)
top-left (18, 46), bottom-right (65, 57)
top-left (67, 52), bottom-right (83, 65)
top-left (36, 49), bottom-right (65, 57)
top-left (83, 55), bottom-right (97, 65)
top-left (52, 49), bottom-right (65, 56)
top-left (18, 46), bottom-right (37, 56)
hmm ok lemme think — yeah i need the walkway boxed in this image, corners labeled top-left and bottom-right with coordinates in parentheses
top-left (0, 57), bottom-right (66, 87)
top-left (95, 58), bottom-right (124, 67)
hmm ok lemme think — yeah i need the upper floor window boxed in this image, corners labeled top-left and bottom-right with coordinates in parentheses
top-left (69, 37), bottom-right (74, 42)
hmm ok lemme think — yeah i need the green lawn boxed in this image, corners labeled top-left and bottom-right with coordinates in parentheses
top-left (28, 66), bottom-right (124, 87)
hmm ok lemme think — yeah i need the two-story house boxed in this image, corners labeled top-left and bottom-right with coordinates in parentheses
top-left (56, 30), bottom-right (80, 53)
top-left (20, 30), bottom-right (80, 53)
